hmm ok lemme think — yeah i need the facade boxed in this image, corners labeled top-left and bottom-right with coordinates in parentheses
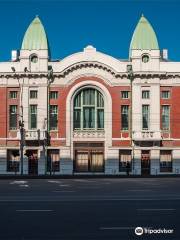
top-left (0, 15), bottom-right (180, 176)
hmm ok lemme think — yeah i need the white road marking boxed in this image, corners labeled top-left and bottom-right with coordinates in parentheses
top-left (16, 210), bottom-right (53, 212)
top-left (48, 180), bottom-right (62, 184)
top-left (53, 191), bottom-right (75, 193)
top-left (19, 185), bottom-right (29, 187)
top-left (59, 184), bottom-right (70, 187)
top-left (10, 181), bottom-right (27, 185)
top-left (137, 208), bottom-right (176, 211)
top-left (128, 189), bottom-right (153, 191)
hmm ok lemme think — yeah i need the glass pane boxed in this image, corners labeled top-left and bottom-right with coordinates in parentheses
top-left (90, 151), bottom-right (104, 172)
top-left (30, 90), bottom-right (38, 99)
top-left (97, 92), bottom-right (104, 107)
top-left (50, 91), bottom-right (58, 99)
top-left (74, 93), bottom-right (81, 107)
top-left (74, 109), bottom-right (81, 129)
top-left (97, 109), bottom-right (104, 128)
top-left (121, 105), bottom-right (129, 130)
top-left (162, 105), bottom-right (169, 130)
top-left (83, 107), bottom-right (95, 128)
top-left (76, 151), bottom-right (89, 172)
top-left (10, 105), bottom-right (17, 129)
top-left (142, 105), bottom-right (149, 129)
top-left (83, 89), bottom-right (95, 105)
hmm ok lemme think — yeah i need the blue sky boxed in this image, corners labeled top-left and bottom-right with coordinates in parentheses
top-left (0, 0), bottom-right (180, 61)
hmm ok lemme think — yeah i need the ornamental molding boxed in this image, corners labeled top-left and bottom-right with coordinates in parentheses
top-left (73, 130), bottom-right (105, 139)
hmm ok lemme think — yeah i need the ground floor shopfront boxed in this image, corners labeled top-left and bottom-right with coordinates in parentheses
top-left (0, 143), bottom-right (180, 176)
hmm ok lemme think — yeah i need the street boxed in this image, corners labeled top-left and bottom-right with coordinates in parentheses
top-left (0, 178), bottom-right (179, 240)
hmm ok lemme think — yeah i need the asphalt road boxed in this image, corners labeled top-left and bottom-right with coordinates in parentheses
top-left (0, 178), bottom-right (180, 240)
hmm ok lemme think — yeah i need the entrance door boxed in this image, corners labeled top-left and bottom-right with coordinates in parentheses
top-left (141, 150), bottom-right (150, 175)
top-left (28, 150), bottom-right (38, 175)
top-left (74, 142), bottom-right (104, 172)
top-left (75, 151), bottom-right (89, 172)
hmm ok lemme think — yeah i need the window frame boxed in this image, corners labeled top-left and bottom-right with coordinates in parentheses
top-left (162, 105), bottom-right (170, 131)
top-left (9, 91), bottom-right (17, 99)
top-left (160, 150), bottom-right (172, 172)
top-left (30, 90), bottom-right (38, 99)
top-left (7, 150), bottom-right (20, 172)
top-left (121, 91), bottom-right (130, 99)
top-left (49, 105), bottom-right (58, 130)
top-left (73, 88), bottom-right (104, 131)
top-left (161, 91), bottom-right (170, 99)
top-left (142, 90), bottom-right (150, 99)
top-left (50, 91), bottom-right (58, 99)
top-left (142, 105), bottom-right (150, 130)
top-left (29, 104), bottom-right (37, 129)
top-left (9, 105), bottom-right (17, 130)
top-left (121, 105), bottom-right (129, 131)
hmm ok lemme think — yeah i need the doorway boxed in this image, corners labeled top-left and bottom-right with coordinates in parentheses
top-left (74, 142), bottom-right (104, 172)
top-left (141, 150), bottom-right (150, 175)
top-left (26, 150), bottom-right (38, 175)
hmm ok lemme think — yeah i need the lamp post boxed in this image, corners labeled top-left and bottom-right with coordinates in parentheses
top-left (11, 67), bottom-right (25, 175)
top-left (45, 66), bottom-right (54, 175)
top-left (127, 64), bottom-right (134, 173)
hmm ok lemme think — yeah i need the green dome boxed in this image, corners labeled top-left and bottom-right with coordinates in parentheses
top-left (21, 16), bottom-right (48, 50)
top-left (130, 15), bottom-right (159, 53)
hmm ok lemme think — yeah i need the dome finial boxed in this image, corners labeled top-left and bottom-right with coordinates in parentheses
top-left (141, 13), bottom-right (144, 17)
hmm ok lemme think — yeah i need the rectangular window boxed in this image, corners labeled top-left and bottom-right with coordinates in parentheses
top-left (47, 149), bottom-right (60, 172)
top-left (142, 105), bottom-right (149, 130)
top-left (160, 150), bottom-right (172, 172)
top-left (121, 91), bottom-right (129, 99)
top-left (50, 91), bottom-right (58, 99)
top-left (9, 91), bottom-right (17, 99)
top-left (49, 105), bottom-right (58, 130)
top-left (29, 105), bottom-right (37, 129)
top-left (142, 90), bottom-right (150, 99)
top-left (83, 107), bottom-right (95, 128)
top-left (119, 150), bottom-right (131, 172)
top-left (7, 150), bottom-right (20, 172)
top-left (30, 90), bottom-right (38, 99)
top-left (162, 91), bottom-right (170, 99)
top-left (121, 105), bottom-right (129, 130)
top-left (162, 105), bottom-right (170, 130)
top-left (9, 105), bottom-right (17, 130)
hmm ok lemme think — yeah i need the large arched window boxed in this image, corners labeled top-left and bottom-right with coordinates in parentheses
top-left (73, 88), bottom-right (104, 130)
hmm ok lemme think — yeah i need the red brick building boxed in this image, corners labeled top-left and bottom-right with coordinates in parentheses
top-left (0, 15), bottom-right (180, 175)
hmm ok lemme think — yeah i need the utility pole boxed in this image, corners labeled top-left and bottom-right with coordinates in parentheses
top-left (45, 66), bottom-right (54, 175)
top-left (127, 64), bottom-right (134, 173)
top-left (19, 120), bottom-right (24, 175)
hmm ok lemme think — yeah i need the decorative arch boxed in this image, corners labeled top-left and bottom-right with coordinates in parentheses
top-left (66, 80), bottom-right (112, 147)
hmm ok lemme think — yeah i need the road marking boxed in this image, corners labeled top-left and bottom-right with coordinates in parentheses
top-left (53, 190), bottom-right (75, 193)
top-left (59, 184), bottom-right (70, 187)
top-left (10, 181), bottom-right (27, 185)
top-left (48, 180), bottom-right (62, 184)
top-left (19, 185), bottom-right (29, 187)
top-left (128, 189), bottom-right (153, 191)
top-left (137, 208), bottom-right (176, 211)
top-left (16, 209), bottom-right (53, 212)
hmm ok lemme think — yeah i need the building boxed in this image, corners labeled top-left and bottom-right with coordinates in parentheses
top-left (0, 15), bottom-right (180, 176)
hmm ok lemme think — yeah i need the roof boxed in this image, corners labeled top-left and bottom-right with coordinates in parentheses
top-left (129, 15), bottom-right (159, 53)
top-left (21, 16), bottom-right (48, 50)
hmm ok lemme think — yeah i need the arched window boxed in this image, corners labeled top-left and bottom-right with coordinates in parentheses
top-left (73, 88), bottom-right (104, 130)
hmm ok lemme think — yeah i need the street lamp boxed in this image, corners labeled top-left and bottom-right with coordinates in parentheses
top-left (45, 66), bottom-right (54, 175)
top-left (11, 67), bottom-right (25, 175)
top-left (127, 64), bottom-right (134, 174)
